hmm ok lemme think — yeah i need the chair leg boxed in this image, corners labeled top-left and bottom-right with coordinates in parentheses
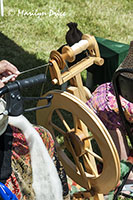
top-left (113, 165), bottom-right (133, 200)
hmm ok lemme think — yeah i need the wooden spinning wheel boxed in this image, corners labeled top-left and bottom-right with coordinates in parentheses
top-left (36, 90), bottom-right (120, 198)
top-left (36, 34), bottom-right (120, 199)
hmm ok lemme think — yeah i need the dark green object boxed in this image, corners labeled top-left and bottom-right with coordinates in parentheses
top-left (87, 37), bottom-right (129, 86)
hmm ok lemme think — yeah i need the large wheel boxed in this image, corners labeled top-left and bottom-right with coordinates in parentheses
top-left (36, 90), bottom-right (120, 194)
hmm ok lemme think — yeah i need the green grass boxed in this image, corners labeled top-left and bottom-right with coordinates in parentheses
top-left (1, 0), bottom-right (132, 60)
top-left (1, 0), bottom-right (132, 76)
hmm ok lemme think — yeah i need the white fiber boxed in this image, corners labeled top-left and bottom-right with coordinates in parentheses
top-left (9, 115), bottom-right (63, 200)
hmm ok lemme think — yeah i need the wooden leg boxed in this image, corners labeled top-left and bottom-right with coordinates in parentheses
top-left (94, 194), bottom-right (104, 200)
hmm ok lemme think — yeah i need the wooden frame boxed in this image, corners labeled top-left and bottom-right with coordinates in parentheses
top-left (36, 34), bottom-right (120, 200)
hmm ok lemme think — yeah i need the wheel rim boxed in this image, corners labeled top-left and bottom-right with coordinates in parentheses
top-left (36, 90), bottom-right (120, 194)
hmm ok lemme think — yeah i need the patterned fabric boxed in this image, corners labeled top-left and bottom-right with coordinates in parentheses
top-left (67, 158), bottom-right (133, 199)
top-left (86, 82), bottom-right (133, 131)
top-left (1, 125), bottom-right (69, 200)
top-left (67, 177), bottom-right (85, 196)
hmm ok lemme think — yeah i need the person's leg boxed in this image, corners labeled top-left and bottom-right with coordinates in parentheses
top-left (109, 128), bottom-right (130, 161)
top-left (109, 128), bottom-right (133, 184)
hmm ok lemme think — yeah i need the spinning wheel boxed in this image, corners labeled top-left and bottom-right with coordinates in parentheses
top-left (36, 34), bottom-right (120, 199)
top-left (36, 90), bottom-right (120, 198)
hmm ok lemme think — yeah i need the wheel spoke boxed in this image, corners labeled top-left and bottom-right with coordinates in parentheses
top-left (66, 138), bottom-right (89, 183)
top-left (73, 115), bottom-right (78, 132)
top-left (85, 148), bottom-right (103, 163)
top-left (50, 121), bottom-right (67, 137)
top-left (82, 135), bottom-right (94, 141)
top-left (83, 154), bottom-right (98, 177)
top-left (55, 109), bottom-right (71, 132)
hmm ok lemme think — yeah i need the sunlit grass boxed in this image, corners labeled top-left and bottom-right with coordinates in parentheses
top-left (1, 0), bottom-right (132, 60)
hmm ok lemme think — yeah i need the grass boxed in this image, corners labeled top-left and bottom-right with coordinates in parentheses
top-left (0, 1), bottom-right (132, 199)
top-left (1, 0), bottom-right (132, 59)
top-left (0, 0), bottom-right (132, 123)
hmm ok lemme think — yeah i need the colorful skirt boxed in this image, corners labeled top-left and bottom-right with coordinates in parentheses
top-left (86, 82), bottom-right (133, 131)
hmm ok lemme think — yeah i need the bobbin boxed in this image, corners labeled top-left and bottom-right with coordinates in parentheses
top-left (50, 34), bottom-right (104, 69)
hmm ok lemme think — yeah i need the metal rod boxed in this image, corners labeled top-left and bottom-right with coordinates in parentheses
top-left (1, 63), bottom-right (50, 83)
top-left (20, 63), bottom-right (50, 75)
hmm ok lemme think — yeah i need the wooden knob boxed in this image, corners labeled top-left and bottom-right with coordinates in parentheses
top-left (94, 57), bottom-right (104, 66)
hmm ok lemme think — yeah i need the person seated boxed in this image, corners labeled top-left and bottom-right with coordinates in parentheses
top-left (86, 41), bottom-right (133, 196)
top-left (0, 60), bottom-right (70, 200)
